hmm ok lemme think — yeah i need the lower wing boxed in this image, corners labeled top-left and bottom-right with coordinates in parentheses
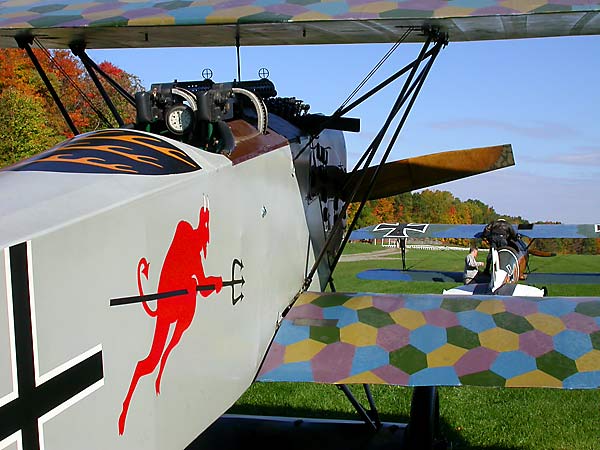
top-left (356, 269), bottom-right (600, 285)
top-left (258, 291), bottom-right (600, 389)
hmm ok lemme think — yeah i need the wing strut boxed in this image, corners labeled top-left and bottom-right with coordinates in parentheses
top-left (404, 387), bottom-right (446, 449)
top-left (301, 26), bottom-right (448, 293)
top-left (72, 45), bottom-right (136, 106)
top-left (16, 36), bottom-right (79, 135)
top-left (71, 43), bottom-right (125, 127)
top-left (336, 384), bottom-right (381, 431)
top-left (235, 29), bottom-right (242, 82)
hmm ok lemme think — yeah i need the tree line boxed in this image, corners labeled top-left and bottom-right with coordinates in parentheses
top-left (347, 191), bottom-right (599, 255)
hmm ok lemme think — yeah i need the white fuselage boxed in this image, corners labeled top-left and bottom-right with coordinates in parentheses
top-left (0, 128), bottom-right (340, 449)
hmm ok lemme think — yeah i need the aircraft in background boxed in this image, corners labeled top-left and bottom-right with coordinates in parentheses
top-left (350, 221), bottom-right (600, 296)
top-left (1, 2), bottom-right (600, 450)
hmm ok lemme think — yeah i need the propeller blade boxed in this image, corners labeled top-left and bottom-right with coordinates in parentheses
top-left (341, 144), bottom-right (514, 202)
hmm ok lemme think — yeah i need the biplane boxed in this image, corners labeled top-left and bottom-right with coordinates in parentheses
top-left (1, 1), bottom-right (600, 450)
top-left (350, 220), bottom-right (600, 297)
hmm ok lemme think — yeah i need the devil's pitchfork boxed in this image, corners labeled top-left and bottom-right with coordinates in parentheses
top-left (110, 258), bottom-right (245, 307)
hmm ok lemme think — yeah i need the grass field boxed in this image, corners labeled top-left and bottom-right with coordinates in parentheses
top-left (228, 245), bottom-right (600, 449)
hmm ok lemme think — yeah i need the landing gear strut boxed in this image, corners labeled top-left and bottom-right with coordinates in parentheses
top-left (404, 386), bottom-right (447, 449)
top-left (340, 383), bottom-right (448, 449)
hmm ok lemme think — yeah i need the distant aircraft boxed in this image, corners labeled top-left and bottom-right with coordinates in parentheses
top-left (350, 220), bottom-right (600, 296)
top-left (2, 1), bottom-right (600, 450)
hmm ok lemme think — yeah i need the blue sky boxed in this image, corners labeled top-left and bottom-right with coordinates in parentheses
top-left (90, 35), bottom-right (600, 224)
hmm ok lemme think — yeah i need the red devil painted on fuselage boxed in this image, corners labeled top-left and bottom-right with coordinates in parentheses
top-left (118, 196), bottom-right (222, 434)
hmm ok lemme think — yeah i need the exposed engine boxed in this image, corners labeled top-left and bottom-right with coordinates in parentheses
top-left (134, 78), bottom-right (277, 153)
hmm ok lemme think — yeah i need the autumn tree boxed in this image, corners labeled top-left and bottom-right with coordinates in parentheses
top-left (347, 201), bottom-right (378, 229)
top-left (372, 197), bottom-right (395, 223)
top-left (0, 48), bottom-right (141, 167)
top-left (38, 51), bottom-right (141, 134)
top-left (393, 193), bottom-right (413, 222)
top-left (463, 199), bottom-right (497, 224)
top-left (0, 87), bottom-right (61, 166)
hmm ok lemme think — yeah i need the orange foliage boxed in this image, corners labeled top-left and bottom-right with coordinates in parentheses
top-left (0, 49), bottom-right (41, 98)
top-left (98, 61), bottom-right (124, 78)
top-left (0, 48), bottom-right (138, 138)
top-left (372, 197), bottom-right (395, 222)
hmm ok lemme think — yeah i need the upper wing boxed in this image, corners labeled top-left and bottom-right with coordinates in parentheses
top-left (257, 291), bottom-right (600, 388)
top-left (350, 223), bottom-right (600, 241)
top-left (1, 1), bottom-right (600, 49)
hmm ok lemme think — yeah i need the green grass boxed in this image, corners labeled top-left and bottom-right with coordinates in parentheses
top-left (229, 245), bottom-right (600, 449)
top-left (343, 243), bottom-right (600, 274)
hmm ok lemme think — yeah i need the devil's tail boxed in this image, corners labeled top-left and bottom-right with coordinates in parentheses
top-left (138, 257), bottom-right (158, 317)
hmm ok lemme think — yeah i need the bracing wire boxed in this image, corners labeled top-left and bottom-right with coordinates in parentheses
top-left (34, 38), bottom-right (113, 127)
top-left (336, 27), bottom-right (416, 113)
top-left (293, 28), bottom-right (417, 164)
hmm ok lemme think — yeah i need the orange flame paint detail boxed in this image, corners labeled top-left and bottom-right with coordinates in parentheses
top-left (35, 154), bottom-right (138, 173)
top-left (13, 129), bottom-right (202, 175)
top-left (58, 144), bottom-right (163, 168)
top-left (84, 133), bottom-right (197, 168)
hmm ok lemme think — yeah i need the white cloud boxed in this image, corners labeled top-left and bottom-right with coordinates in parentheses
top-left (546, 148), bottom-right (600, 166)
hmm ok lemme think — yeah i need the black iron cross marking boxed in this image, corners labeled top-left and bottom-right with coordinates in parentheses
top-left (373, 223), bottom-right (429, 238)
top-left (0, 243), bottom-right (103, 450)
